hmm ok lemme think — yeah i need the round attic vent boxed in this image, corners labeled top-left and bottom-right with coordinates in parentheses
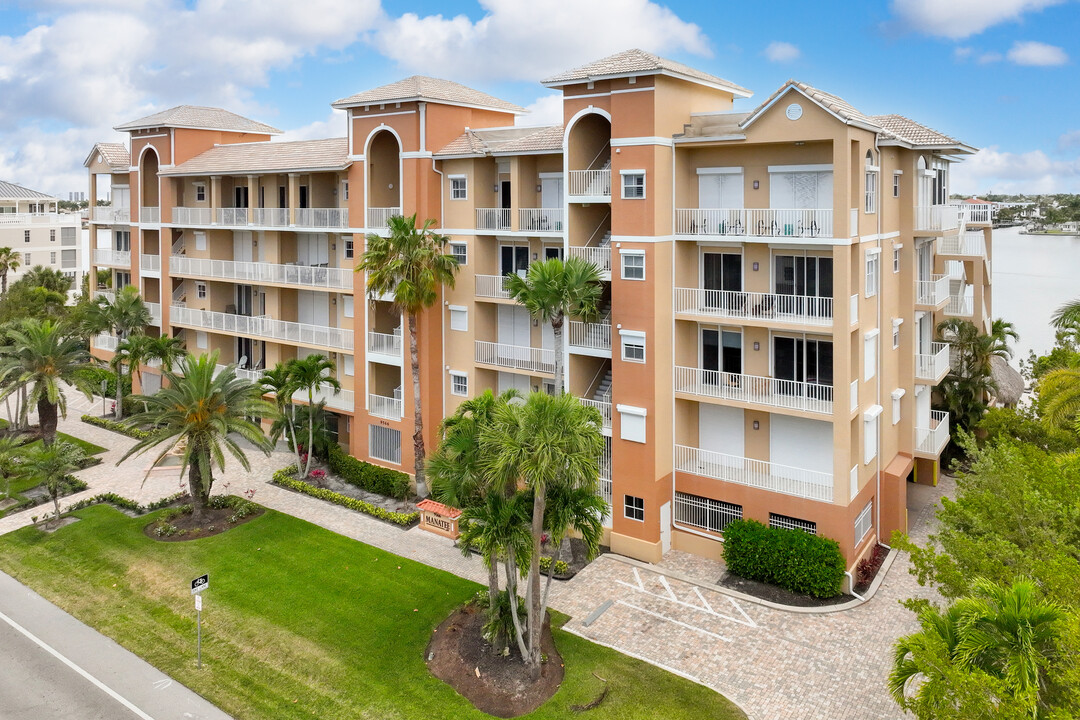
top-left (785, 103), bottom-right (803, 121)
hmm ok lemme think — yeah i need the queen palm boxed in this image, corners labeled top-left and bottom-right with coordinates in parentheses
top-left (989, 318), bottom-right (1019, 360)
top-left (287, 354), bottom-right (339, 478)
top-left (359, 213), bottom-right (458, 498)
top-left (85, 286), bottom-right (151, 419)
top-left (15, 265), bottom-right (71, 295)
top-left (506, 257), bottom-right (603, 395)
top-left (0, 247), bottom-right (20, 296)
top-left (23, 441), bottom-right (85, 526)
top-left (0, 319), bottom-right (93, 444)
top-left (261, 363), bottom-right (301, 469)
top-left (1052, 297), bottom-right (1080, 332)
top-left (118, 334), bottom-right (187, 392)
top-left (120, 352), bottom-right (274, 522)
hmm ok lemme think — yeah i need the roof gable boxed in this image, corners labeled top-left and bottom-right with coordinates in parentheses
top-left (332, 76), bottom-right (524, 114)
top-left (741, 81), bottom-right (880, 133)
top-left (0, 180), bottom-right (55, 202)
top-left (84, 142), bottom-right (130, 170)
top-left (542, 48), bottom-right (751, 97)
top-left (115, 105), bottom-right (281, 134)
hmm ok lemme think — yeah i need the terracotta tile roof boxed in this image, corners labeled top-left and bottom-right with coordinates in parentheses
top-left (114, 105), bottom-right (281, 134)
top-left (417, 499), bottom-right (462, 519)
top-left (0, 180), bottom-right (55, 202)
top-left (161, 137), bottom-right (349, 176)
top-left (89, 142), bottom-right (130, 170)
top-left (743, 80), bottom-right (879, 130)
top-left (435, 125), bottom-right (563, 157)
top-left (870, 114), bottom-right (961, 147)
top-left (332, 76), bottom-right (524, 114)
top-left (542, 48), bottom-right (751, 97)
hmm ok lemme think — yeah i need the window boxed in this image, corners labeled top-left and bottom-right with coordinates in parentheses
top-left (864, 406), bottom-right (881, 464)
top-left (342, 180), bottom-right (349, 201)
top-left (892, 318), bottom-right (902, 349)
top-left (24, 230), bottom-right (29, 243)
top-left (450, 242), bottom-right (467, 265)
top-left (854, 501), bottom-right (873, 544)
top-left (621, 171), bottom-right (645, 199)
top-left (50, 229), bottom-right (56, 242)
top-left (450, 371), bottom-right (468, 397)
top-left (769, 513), bottom-right (816, 534)
top-left (195, 232), bottom-right (207, 251)
top-left (620, 330), bottom-right (645, 363)
top-left (864, 151), bottom-right (878, 214)
top-left (864, 330), bottom-right (878, 381)
top-left (893, 246), bottom-right (900, 273)
top-left (450, 176), bottom-right (467, 200)
top-left (49, 252), bottom-right (56, 265)
top-left (344, 355), bottom-right (354, 376)
top-left (114, 230), bottom-right (130, 251)
top-left (893, 172), bottom-right (901, 198)
top-left (618, 405), bottom-right (646, 444)
top-left (865, 250), bottom-right (879, 298)
top-left (621, 250), bottom-right (645, 280)
top-left (449, 305), bottom-right (467, 331)
top-left (195, 184), bottom-right (206, 202)
top-left (23, 253), bottom-right (30, 265)
top-left (674, 492), bottom-right (742, 534)
top-left (891, 389), bottom-right (904, 425)
top-left (61, 249), bottom-right (76, 268)
top-left (196, 282), bottom-right (207, 299)
top-left (61, 227), bottom-right (76, 245)
top-left (344, 236), bottom-right (354, 259)
top-left (369, 425), bottom-right (402, 464)
top-left (196, 331), bottom-right (208, 349)
top-left (624, 495), bottom-right (645, 522)
top-left (343, 295), bottom-right (354, 318)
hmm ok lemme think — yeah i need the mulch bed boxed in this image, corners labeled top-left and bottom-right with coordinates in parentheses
top-left (854, 543), bottom-right (889, 594)
top-left (718, 573), bottom-right (854, 608)
top-left (142, 504), bottom-right (264, 542)
top-left (426, 604), bottom-right (564, 718)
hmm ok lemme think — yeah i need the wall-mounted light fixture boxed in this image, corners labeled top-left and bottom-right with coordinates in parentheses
top-left (493, 184), bottom-right (499, 193)
top-left (752, 261), bottom-right (759, 271)
top-left (753, 180), bottom-right (760, 190)
top-left (753, 420), bottom-right (760, 430)
top-left (532, 252), bottom-right (538, 260)
top-left (331, 297), bottom-right (337, 305)
top-left (753, 341), bottom-right (760, 351)
top-left (536, 184), bottom-right (542, 193)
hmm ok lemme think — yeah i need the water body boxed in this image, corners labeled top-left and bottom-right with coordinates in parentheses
top-left (992, 226), bottom-right (1080, 362)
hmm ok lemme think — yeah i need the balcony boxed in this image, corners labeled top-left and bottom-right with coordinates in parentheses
top-left (519, 208), bottom-right (563, 233)
top-left (915, 342), bottom-right (950, 383)
top-left (944, 293), bottom-right (974, 317)
top-left (291, 383), bottom-right (354, 413)
top-left (474, 340), bottom-right (555, 375)
top-left (674, 288), bottom-right (833, 327)
top-left (367, 330), bottom-right (403, 361)
top-left (368, 393), bottom-right (403, 420)
top-left (139, 207), bottom-right (160, 224)
top-left (568, 170), bottom-right (611, 200)
top-left (170, 256), bottom-right (354, 291)
top-left (0, 212), bottom-right (64, 225)
top-left (675, 208), bottom-right (833, 238)
top-left (938, 232), bottom-right (986, 258)
top-left (172, 207), bottom-right (212, 225)
top-left (567, 246), bottom-right (611, 275)
top-left (93, 248), bottom-right (130, 268)
top-left (93, 333), bottom-right (117, 351)
top-left (578, 398), bottom-right (612, 431)
top-left (915, 410), bottom-right (950, 457)
top-left (952, 203), bottom-right (992, 226)
top-left (367, 207), bottom-right (401, 228)
top-left (675, 445), bottom-right (834, 503)
top-left (915, 205), bottom-right (961, 233)
top-left (93, 290), bottom-right (114, 303)
top-left (91, 208), bottom-right (130, 224)
top-left (916, 274), bottom-right (950, 307)
top-left (170, 305), bottom-right (353, 351)
top-left (475, 208), bottom-right (511, 231)
top-left (568, 320), bottom-right (611, 354)
top-left (294, 208), bottom-right (349, 229)
top-left (475, 274), bottom-right (511, 300)
top-left (146, 302), bottom-right (161, 326)
top-left (674, 366), bottom-right (833, 415)
top-left (140, 254), bottom-right (161, 276)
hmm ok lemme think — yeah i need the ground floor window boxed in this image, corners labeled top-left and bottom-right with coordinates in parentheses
top-left (369, 425), bottom-right (401, 464)
top-left (624, 494), bottom-right (644, 522)
top-left (674, 492), bottom-right (742, 534)
top-left (854, 501), bottom-right (873, 544)
top-left (769, 512), bottom-right (816, 534)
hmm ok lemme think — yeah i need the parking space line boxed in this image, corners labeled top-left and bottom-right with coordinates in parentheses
top-left (616, 600), bottom-right (731, 642)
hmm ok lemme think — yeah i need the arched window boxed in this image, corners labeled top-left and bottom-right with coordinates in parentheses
top-left (864, 150), bottom-right (879, 214)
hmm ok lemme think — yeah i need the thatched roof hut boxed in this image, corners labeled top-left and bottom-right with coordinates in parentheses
top-left (990, 356), bottom-right (1025, 407)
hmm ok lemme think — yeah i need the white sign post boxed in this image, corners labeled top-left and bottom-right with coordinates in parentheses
top-left (191, 575), bottom-right (208, 668)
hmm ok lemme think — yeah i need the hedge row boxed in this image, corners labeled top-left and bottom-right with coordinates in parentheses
top-left (66, 491), bottom-right (185, 515)
top-left (722, 519), bottom-right (846, 599)
top-left (80, 414), bottom-right (152, 439)
top-left (272, 467), bottom-right (419, 526)
top-left (327, 445), bottom-right (410, 500)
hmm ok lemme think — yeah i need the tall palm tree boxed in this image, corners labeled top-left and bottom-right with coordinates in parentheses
top-left (0, 247), bottom-right (20, 296)
top-left (118, 334), bottom-right (187, 391)
top-left (145, 334), bottom-right (187, 377)
top-left (287, 354), bottom-right (339, 478)
top-left (481, 392), bottom-right (605, 678)
top-left (120, 352), bottom-right (274, 522)
top-left (1052, 298), bottom-right (1080, 332)
top-left (15, 266), bottom-right (71, 295)
top-left (505, 257), bottom-right (603, 395)
top-left (358, 213), bottom-right (459, 498)
top-left (937, 318), bottom-right (997, 434)
top-left (989, 318), bottom-right (1020, 360)
top-left (260, 363), bottom-right (301, 469)
top-left (0, 319), bottom-right (93, 444)
top-left (85, 286), bottom-right (151, 419)
top-left (23, 441), bottom-right (85, 525)
top-left (1036, 366), bottom-right (1080, 434)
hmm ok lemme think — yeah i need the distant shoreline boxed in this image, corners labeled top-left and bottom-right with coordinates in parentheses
top-left (1019, 230), bottom-right (1080, 237)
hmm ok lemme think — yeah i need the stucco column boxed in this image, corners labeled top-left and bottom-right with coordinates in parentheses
top-left (210, 176), bottom-right (221, 225)
top-left (288, 173), bottom-right (299, 226)
top-left (247, 175), bottom-right (258, 224)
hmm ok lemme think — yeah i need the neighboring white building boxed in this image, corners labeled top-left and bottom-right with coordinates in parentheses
top-left (0, 180), bottom-right (84, 298)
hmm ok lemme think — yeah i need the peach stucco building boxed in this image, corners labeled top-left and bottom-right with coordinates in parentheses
top-left (86, 49), bottom-right (991, 572)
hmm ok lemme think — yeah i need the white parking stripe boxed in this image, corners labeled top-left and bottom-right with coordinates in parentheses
top-left (616, 600), bottom-right (731, 642)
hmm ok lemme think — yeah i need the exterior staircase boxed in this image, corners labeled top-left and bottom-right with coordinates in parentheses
top-left (592, 368), bottom-right (612, 403)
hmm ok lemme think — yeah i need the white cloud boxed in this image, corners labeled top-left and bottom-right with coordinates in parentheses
top-left (953, 46), bottom-right (973, 60)
top-left (516, 95), bottom-right (564, 128)
top-left (278, 110), bottom-right (348, 143)
top-left (951, 146), bottom-right (1080, 194)
top-left (372, 0), bottom-right (711, 82)
top-left (764, 41), bottom-right (800, 63)
top-left (1007, 40), bottom-right (1068, 66)
top-left (890, 0), bottom-right (1064, 39)
top-left (978, 51), bottom-right (1004, 64)
top-left (1058, 130), bottom-right (1080, 152)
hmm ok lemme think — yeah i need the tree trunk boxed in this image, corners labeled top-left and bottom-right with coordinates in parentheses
top-left (505, 553), bottom-right (529, 660)
top-left (37, 398), bottom-right (58, 446)
top-left (526, 489), bottom-right (546, 680)
top-left (18, 386), bottom-right (28, 430)
top-left (188, 449), bottom-right (210, 523)
top-left (114, 363), bottom-right (124, 420)
top-left (288, 403), bottom-right (302, 471)
top-left (1, 270), bottom-right (7, 296)
top-left (552, 314), bottom-right (564, 394)
top-left (303, 390), bottom-right (314, 479)
top-left (408, 312), bottom-right (427, 498)
top-left (51, 487), bottom-right (61, 525)
top-left (486, 556), bottom-right (503, 654)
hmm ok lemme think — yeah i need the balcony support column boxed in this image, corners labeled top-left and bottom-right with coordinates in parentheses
top-left (288, 173), bottom-right (299, 227)
top-left (247, 175), bottom-right (258, 224)
top-left (210, 176), bottom-right (221, 226)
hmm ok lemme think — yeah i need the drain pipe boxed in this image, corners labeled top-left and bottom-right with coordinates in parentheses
top-left (874, 133), bottom-right (884, 546)
top-left (844, 571), bottom-right (866, 601)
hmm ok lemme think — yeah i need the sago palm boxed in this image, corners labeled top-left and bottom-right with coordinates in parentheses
top-left (120, 352), bottom-right (274, 522)
top-left (85, 286), bottom-right (151, 419)
top-left (0, 247), bottom-right (20, 296)
top-left (358, 213), bottom-right (458, 498)
top-left (287, 354), bottom-right (339, 478)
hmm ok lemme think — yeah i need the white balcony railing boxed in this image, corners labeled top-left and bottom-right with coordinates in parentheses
top-left (216, 208), bottom-right (250, 226)
top-left (367, 330), bottom-right (402, 356)
top-left (951, 203), bottom-right (992, 225)
top-left (294, 208), bottom-right (349, 229)
top-left (567, 246), bottom-right (611, 274)
top-left (938, 232), bottom-right (986, 257)
top-left (579, 398), bottom-right (612, 430)
top-left (170, 256), bottom-right (354, 290)
top-left (475, 208), bottom-right (511, 231)
top-left (916, 410), bottom-right (950, 456)
top-left (915, 205), bottom-right (961, 232)
top-left (139, 207), bottom-right (160, 224)
top-left (93, 290), bottom-right (115, 303)
top-left (171, 207), bottom-right (212, 225)
top-left (916, 342), bottom-right (950, 382)
top-left (93, 333), bottom-right (117, 351)
top-left (92, 207), bottom-right (130, 224)
top-left (367, 207), bottom-right (401, 228)
top-left (475, 274), bottom-right (511, 299)
top-left (675, 445), bottom-right (834, 503)
top-left (368, 393), bottom-right (403, 420)
top-left (945, 293), bottom-right (974, 317)
top-left (292, 383), bottom-right (354, 413)
top-left (675, 208), bottom-right (833, 238)
top-left (475, 341), bottom-right (555, 375)
top-left (146, 302), bottom-right (161, 326)
top-left (674, 288), bottom-right (833, 327)
top-left (93, 248), bottom-right (130, 267)
top-left (170, 306), bottom-right (353, 351)
top-left (916, 274), bottom-right (950, 306)
top-left (140, 254), bottom-right (161, 274)
top-left (519, 208), bottom-right (563, 233)
top-left (674, 366), bottom-right (833, 415)
top-left (252, 208), bottom-right (290, 227)
top-left (568, 321), bottom-right (611, 351)
top-left (568, 169), bottom-right (611, 198)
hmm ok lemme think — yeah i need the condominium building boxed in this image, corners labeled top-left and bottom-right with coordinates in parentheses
top-left (0, 180), bottom-right (84, 296)
top-left (86, 49), bottom-right (991, 572)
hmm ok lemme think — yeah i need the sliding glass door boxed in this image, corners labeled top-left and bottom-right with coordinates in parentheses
top-left (702, 253), bottom-right (742, 311)
top-left (773, 335), bottom-right (833, 399)
top-left (774, 254), bottom-right (833, 317)
top-left (702, 328), bottom-right (742, 385)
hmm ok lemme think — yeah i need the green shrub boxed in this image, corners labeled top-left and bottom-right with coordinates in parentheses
top-left (539, 556), bottom-right (570, 575)
top-left (722, 519), bottom-right (846, 599)
top-left (80, 414), bottom-right (152, 439)
top-left (327, 445), bottom-right (410, 500)
top-left (82, 366), bottom-right (130, 399)
top-left (272, 466), bottom-right (418, 526)
top-left (67, 493), bottom-right (142, 513)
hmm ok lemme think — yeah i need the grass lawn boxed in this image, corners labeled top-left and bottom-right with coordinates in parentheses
top-left (20, 432), bottom-right (108, 457)
top-left (0, 430), bottom-right (106, 516)
top-left (0, 505), bottom-right (745, 720)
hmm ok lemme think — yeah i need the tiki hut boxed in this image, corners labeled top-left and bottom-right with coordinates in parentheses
top-left (990, 356), bottom-right (1025, 408)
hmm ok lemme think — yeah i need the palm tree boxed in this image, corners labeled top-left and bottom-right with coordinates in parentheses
top-left (287, 354), bottom-right (339, 479)
top-left (937, 318), bottom-right (997, 435)
top-left (15, 266), bottom-right (71, 295)
top-left (505, 257), bottom-right (603, 394)
top-left (358, 213), bottom-right (459, 498)
top-left (260, 363), bottom-right (301, 469)
top-left (120, 352), bottom-right (274, 522)
top-left (85, 286), bottom-right (151, 419)
top-left (481, 392), bottom-right (605, 678)
top-left (23, 441), bottom-right (85, 525)
top-left (294, 400), bottom-right (337, 466)
top-left (0, 247), bottom-right (20, 296)
top-left (1036, 365), bottom-right (1080, 435)
top-left (989, 318), bottom-right (1020, 360)
top-left (0, 435), bottom-right (22, 500)
top-left (145, 334), bottom-right (187, 377)
top-left (118, 334), bottom-right (186, 392)
top-left (1052, 297), bottom-right (1080, 331)
top-left (0, 319), bottom-right (93, 444)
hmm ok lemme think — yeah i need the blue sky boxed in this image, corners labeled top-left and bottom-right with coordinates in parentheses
top-left (0, 0), bottom-right (1077, 196)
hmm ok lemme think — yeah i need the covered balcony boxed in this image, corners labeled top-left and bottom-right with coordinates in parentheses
top-left (367, 329), bottom-right (403, 364)
top-left (674, 366), bottom-right (833, 415)
top-left (567, 246), bottom-right (611, 276)
top-left (519, 208), bottom-right (563, 233)
top-left (474, 340), bottom-right (555, 375)
top-left (170, 305), bottom-right (353, 352)
top-left (674, 288), bottom-right (833, 328)
top-left (915, 342), bottom-right (950, 384)
top-left (475, 274), bottom-right (511, 300)
top-left (93, 248), bottom-right (130, 268)
top-left (91, 207), bottom-right (130, 224)
top-left (578, 397), bottom-right (612, 431)
top-left (938, 232), bottom-right (986, 258)
top-left (475, 208), bottom-right (511, 232)
top-left (674, 208), bottom-right (833, 238)
top-left (568, 320), bottom-right (611, 355)
top-left (916, 274), bottom-right (950, 308)
top-left (675, 445), bottom-right (834, 503)
top-left (139, 207), bottom-right (160, 224)
top-left (169, 256), bottom-right (354, 291)
top-left (915, 205), bottom-right (961, 233)
top-left (368, 391), bottom-right (403, 420)
top-left (367, 207), bottom-right (400, 229)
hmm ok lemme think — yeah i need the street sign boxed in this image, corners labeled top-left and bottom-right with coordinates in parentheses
top-left (195, 594), bottom-right (202, 612)
top-left (191, 574), bottom-right (208, 594)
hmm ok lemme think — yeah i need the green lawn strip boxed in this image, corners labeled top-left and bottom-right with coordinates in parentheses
top-left (20, 432), bottom-right (108, 457)
top-left (0, 506), bottom-right (744, 720)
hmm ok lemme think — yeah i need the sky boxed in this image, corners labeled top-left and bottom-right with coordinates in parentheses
top-left (0, 0), bottom-right (1077, 198)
